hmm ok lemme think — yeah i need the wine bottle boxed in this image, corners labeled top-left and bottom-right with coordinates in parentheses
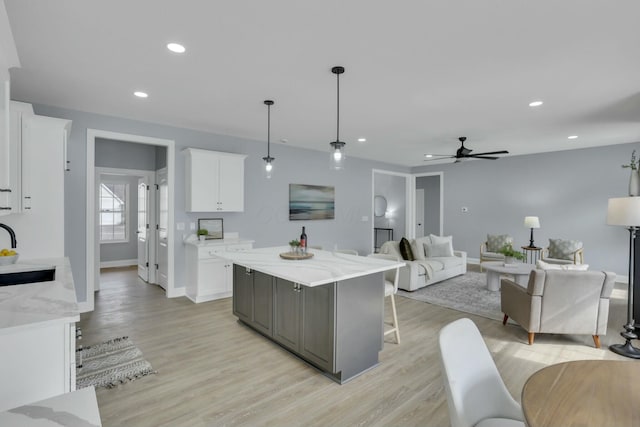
top-left (300, 226), bottom-right (307, 253)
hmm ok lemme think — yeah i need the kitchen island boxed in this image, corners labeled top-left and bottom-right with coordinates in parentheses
top-left (217, 246), bottom-right (403, 384)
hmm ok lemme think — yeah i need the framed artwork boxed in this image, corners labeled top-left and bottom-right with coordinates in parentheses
top-left (198, 218), bottom-right (224, 239)
top-left (289, 184), bottom-right (335, 220)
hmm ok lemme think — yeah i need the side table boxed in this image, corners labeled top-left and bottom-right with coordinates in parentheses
top-left (521, 246), bottom-right (542, 264)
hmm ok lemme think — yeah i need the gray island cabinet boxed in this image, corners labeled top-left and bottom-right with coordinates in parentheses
top-left (224, 247), bottom-right (403, 384)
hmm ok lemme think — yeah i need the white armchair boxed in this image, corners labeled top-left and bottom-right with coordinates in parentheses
top-left (541, 238), bottom-right (584, 265)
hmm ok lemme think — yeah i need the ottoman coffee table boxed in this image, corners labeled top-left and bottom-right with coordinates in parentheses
top-left (482, 261), bottom-right (535, 291)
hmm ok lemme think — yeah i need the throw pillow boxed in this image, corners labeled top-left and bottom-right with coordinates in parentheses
top-left (399, 237), bottom-right (415, 261)
top-left (548, 239), bottom-right (583, 260)
top-left (487, 234), bottom-right (513, 252)
top-left (412, 236), bottom-right (431, 260)
top-left (411, 239), bottom-right (425, 260)
top-left (424, 242), bottom-right (452, 257)
top-left (429, 234), bottom-right (454, 257)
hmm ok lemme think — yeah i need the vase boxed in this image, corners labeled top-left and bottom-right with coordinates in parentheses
top-left (504, 256), bottom-right (514, 265)
top-left (630, 171), bottom-right (640, 197)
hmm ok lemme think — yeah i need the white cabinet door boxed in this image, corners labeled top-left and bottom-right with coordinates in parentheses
top-left (0, 81), bottom-right (10, 215)
top-left (218, 154), bottom-right (245, 211)
top-left (198, 258), bottom-right (228, 296)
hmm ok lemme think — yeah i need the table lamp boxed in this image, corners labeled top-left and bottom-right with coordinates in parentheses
top-left (524, 216), bottom-right (540, 248)
top-left (607, 197), bottom-right (640, 359)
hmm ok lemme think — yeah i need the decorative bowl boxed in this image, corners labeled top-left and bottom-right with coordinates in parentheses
top-left (0, 253), bottom-right (19, 266)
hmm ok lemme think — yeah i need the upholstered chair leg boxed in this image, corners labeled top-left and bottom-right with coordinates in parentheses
top-left (502, 314), bottom-right (508, 325)
top-left (593, 335), bottom-right (601, 348)
top-left (528, 332), bottom-right (535, 345)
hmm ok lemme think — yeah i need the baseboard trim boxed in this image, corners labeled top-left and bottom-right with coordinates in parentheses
top-left (167, 286), bottom-right (186, 298)
top-left (100, 259), bottom-right (137, 269)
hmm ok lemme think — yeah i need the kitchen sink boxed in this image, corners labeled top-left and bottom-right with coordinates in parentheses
top-left (0, 266), bottom-right (56, 286)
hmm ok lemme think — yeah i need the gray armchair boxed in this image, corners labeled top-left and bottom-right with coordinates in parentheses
top-left (501, 269), bottom-right (615, 348)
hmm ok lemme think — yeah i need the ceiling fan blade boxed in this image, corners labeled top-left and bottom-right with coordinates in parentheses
top-left (423, 156), bottom-right (455, 161)
top-left (468, 155), bottom-right (499, 160)
top-left (469, 150), bottom-right (509, 156)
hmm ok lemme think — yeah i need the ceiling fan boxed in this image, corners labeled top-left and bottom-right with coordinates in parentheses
top-left (424, 137), bottom-right (509, 162)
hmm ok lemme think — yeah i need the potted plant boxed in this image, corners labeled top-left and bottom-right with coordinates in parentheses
top-left (498, 244), bottom-right (525, 264)
top-left (197, 229), bottom-right (208, 242)
top-left (289, 239), bottom-right (300, 254)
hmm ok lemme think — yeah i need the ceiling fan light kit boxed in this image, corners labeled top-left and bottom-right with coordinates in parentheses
top-left (424, 136), bottom-right (509, 163)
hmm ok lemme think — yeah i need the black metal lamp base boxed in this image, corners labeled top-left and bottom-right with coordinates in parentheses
top-left (609, 340), bottom-right (640, 359)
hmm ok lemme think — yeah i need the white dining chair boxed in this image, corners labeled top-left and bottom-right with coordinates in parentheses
top-left (367, 253), bottom-right (400, 344)
top-left (438, 318), bottom-right (524, 427)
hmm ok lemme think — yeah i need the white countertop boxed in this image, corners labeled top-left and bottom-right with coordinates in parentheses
top-left (0, 387), bottom-right (101, 426)
top-left (0, 257), bottom-right (79, 333)
top-left (184, 237), bottom-right (255, 247)
top-left (216, 246), bottom-right (404, 287)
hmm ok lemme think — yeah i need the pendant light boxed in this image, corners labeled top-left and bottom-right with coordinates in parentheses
top-left (262, 100), bottom-right (275, 179)
top-left (330, 66), bottom-right (346, 170)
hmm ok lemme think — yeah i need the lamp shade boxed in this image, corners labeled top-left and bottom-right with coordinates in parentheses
top-left (524, 216), bottom-right (540, 228)
top-left (607, 197), bottom-right (640, 226)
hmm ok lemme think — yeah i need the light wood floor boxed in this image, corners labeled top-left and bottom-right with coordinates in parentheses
top-left (79, 266), bottom-right (630, 427)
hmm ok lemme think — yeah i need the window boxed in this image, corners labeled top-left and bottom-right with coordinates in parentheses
top-left (100, 181), bottom-right (128, 243)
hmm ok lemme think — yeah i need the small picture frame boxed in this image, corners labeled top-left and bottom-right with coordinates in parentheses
top-left (198, 218), bottom-right (224, 239)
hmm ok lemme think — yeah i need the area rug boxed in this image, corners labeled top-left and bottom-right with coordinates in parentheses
top-left (397, 270), bottom-right (508, 322)
top-left (76, 336), bottom-right (156, 389)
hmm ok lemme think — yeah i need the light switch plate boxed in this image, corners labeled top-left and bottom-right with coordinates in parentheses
top-left (176, 222), bottom-right (185, 230)
top-left (189, 222), bottom-right (196, 230)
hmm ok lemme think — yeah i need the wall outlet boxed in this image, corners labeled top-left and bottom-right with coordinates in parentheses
top-left (361, 216), bottom-right (368, 222)
top-left (461, 207), bottom-right (469, 213)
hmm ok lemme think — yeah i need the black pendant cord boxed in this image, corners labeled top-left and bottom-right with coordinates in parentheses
top-left (267, 102), bottom-right (271, 158)
top-left (336, 70), bottom-right (340, 143)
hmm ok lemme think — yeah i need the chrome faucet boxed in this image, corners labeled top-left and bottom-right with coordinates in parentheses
top-left (0, 224), bottom-right (16, 248)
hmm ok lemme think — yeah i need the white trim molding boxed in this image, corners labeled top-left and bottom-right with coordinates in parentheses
top-left (85, 129), bottom-right (176, 313)
top-left (100, 259), bottom-right (137, 269)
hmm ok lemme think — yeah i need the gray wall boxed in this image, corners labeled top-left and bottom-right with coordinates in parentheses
top-left (413, 142), bottom-right (640, 276)
top-left (33, 104), bottom-right (408, 304)
top-left (99, 173), bottom-right (139, 263)
top-left (373, 172), bottom-right (406, 243)
top-left (416, 175), bottom-right (440, 236)
top-left (96, 138), bottom-right (158, 170)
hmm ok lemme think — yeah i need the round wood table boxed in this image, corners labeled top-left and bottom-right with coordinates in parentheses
top-left (521, 360), bottom-right (640, 427)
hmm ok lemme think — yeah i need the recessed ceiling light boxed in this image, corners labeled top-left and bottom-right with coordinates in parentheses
top-left (167, 43), bottom-right (186, 53)
top-left (568, 135), bottom-right (578, 140)
top-left (424, 154), bottom-right (433, 158)
top-left (529, 100), bottom-right (543, 107)
top-left (357, 138), bottom-right (366, 142)
top-left (134, 91), bottom-right (148, 98)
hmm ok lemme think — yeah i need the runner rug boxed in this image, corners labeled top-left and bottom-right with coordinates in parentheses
top-left (76, 336), bottom-right (156, 389)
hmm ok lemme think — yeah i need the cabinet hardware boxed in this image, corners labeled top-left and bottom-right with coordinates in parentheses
top-left (0, 207), bottom-right (11, 210)
top-left (0, 188), bottom-right (11, 192)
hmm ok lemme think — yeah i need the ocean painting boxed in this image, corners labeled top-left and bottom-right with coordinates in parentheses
top-left (289, 184), bottom-right (335, 220)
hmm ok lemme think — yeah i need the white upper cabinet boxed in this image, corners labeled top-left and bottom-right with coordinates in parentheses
top-left (185, 148), bottom-right (246, 212)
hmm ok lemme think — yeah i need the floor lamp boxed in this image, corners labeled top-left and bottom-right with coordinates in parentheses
top-left (607, 197), bottom-right (640, 359)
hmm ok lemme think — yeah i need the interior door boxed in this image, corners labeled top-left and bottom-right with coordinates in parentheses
top-left (156, 168), bottom-right (168, 290)
top-left (137, 177), bottom-right (149, 282)
top-left (415, 188), bottom-right (425, 237)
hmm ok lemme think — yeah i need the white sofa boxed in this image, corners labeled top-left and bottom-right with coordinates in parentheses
top-left (378, 236), bottom-right (467, 291)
